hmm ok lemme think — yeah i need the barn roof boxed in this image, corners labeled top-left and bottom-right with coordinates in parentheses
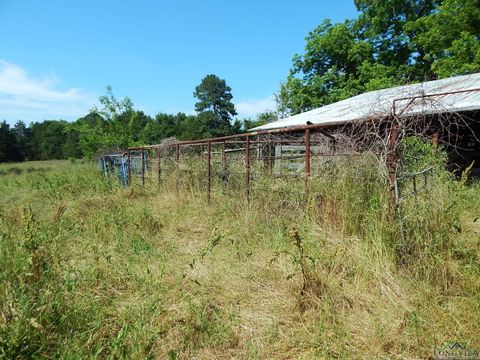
top-left (250, 73), bottom-right (480, 131)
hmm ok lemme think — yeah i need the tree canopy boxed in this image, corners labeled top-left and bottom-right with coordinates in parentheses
top-left (1, 0), bottom-right (479, 163)
top-left (194, 74), bottom-right (238, 137)
top-left (277, 0), bottom-right (480, 116)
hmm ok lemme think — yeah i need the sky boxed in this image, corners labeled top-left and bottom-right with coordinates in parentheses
top-left (0, 0), bottom-right (358, 125)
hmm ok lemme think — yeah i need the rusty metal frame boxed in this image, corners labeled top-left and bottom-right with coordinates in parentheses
top-left (124, 87), bottom-right (480, 212)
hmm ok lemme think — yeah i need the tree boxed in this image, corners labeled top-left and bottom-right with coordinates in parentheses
top-left (194, 74), bottom-right (237, 137)
top-left (12, 120), bottom-right (31, 160)
top-left (277, 0), bottom-right (480, 116)
top-left (0, 121), bottom-right (22, 162)
top-left (408, 0), bottom-right (480, 77)
top-left (75, 112), bottom-right (108, 159)
top-left (93, 86), bottom-right (135, 149)
top-left (242, 111), bottom-right (278, 131)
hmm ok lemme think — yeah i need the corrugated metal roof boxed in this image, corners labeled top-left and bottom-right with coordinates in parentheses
top-left (251, 73), bottom-right (480, 131)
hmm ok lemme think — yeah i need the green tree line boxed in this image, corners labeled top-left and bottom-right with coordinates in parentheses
top-left (0, 76), bottom-right (271, 162)
top-left (1, 0), bottom-right (479, 162)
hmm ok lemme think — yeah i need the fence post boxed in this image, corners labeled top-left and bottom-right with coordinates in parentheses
top-left (207, 141), bottom-right (211, 204)
top-left (222, 141), bottom-right (227, 174)
top-left (305, 128), bottom-right (311, 197)
top-left (141, 147), bottom-right (145, 186)
top-left (245, 135), bottom-right (251, 201)
top-left (127, 150), bottom-right (131, 186)
top-left (175, 143), bottom-right (180, 193)
top-left (157, 146), bottom-right (161, 184)
top-left (388, 120), bottom-right (399, 214)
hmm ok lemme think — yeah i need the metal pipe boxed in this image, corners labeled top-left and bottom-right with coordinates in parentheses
top-left (388, 120), bottom-right (399, 207)
top-left (222, 141), bottom-right (226, 173)
top-left (157, 146), bottom-right (161, 183)
top-left (392, 87), bottom-right (480, 118)
top-left (305, 128), bottom-right (310, 195)
top-left (245, 135), bottom-right (250, 201)
top-left (127, 150), bottom-right (131, 186)
top-left (175, 144), bottom-right (180, 193)
top-left (128, 87), bottom-right (480, 152)
top-left (305, 128), bottom-right (311, 177)
top-left (141, 147), bottom-right (145, 186)
top-left (207, 141), bottom-right (211, 204)
top-left (127, 122), bottom-right (349, 150)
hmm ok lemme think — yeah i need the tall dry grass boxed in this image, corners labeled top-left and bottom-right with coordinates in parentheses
top-left (0, 146), bottom-right (478, 358)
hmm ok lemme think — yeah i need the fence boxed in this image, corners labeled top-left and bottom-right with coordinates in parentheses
top-left (98, 87), bottom-right (480, 206)
top-left (123, 123), bottom-right (388, 203)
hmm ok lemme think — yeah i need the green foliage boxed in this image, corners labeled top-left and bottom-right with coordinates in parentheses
top-left (278, 0), bottom-right (480, 115)
top-left (398, 136), bottom-right (447, 173)
top-left (0, 121), bottom-right (22, 162)
top-left (194, 74), bottom-right (238, 137)
top-left (1, 82), bottom-right (257, 163)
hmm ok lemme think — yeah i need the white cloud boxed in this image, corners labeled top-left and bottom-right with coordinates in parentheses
top-left (0, 60), bottom-right (96, 123)
top-left (235, 95), bottom-right (276, 119)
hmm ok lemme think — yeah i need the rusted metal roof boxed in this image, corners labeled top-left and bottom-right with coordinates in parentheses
top-left (251, 73), bottom-right (480, 131)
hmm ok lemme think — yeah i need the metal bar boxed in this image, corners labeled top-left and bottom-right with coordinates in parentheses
top-left (175, 144), bottom-right (180, 193)
top-left (392, 87), bottom-right (480, 118)
top-left (222, 141), bottom-right (226, 174)
top-left (305, 128), bottom-right (311, 177)
top-left (388, 120), bottom-right (399, 207)
top-left (157, 146), bottom-right (161, 183)
top-left (305, 128), bottom-right (310, 196)
top-left (141, 147), bottom-right (145, 186)
top-left (207, 141), bottom-right (211, 204)
top-left (127, 122), bottom-right (350, 150)
top-left (393, 87), bottom-right (480, 103)
top-left (397, 167), bottom-right (433, 180)
top-left (245, 135), bottom-right (250, 201)
top-left (127, 150), bottom-right (131, 186)
top-left (128, 87), bottom-right (480, 152)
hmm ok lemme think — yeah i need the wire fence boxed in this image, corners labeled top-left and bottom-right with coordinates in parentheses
top-left (98, 88), bottom-right (480, 207)
top-left (122, 126), bottom-right (385, 203)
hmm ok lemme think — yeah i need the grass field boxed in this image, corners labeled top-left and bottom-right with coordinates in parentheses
top-left (0, 159), bottom-right (479, 359)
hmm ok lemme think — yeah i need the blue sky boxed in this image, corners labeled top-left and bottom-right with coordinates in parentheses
top-left (0, 0), bottom-right (357, 124)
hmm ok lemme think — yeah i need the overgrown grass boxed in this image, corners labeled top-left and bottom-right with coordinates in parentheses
top-left (0, 153), bottom-right (478, 359)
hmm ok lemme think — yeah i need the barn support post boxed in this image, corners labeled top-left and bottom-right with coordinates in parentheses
top-left (141, 147), bottom-right (145, 186)
top-left (127, 150), bottom-right (131, 186)
top-left (207, 141), bottom-right (212, 204)
top-left (157, 146), bottom-right (161, 184)
top-left (245, 135), bottom-right (251, 202)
